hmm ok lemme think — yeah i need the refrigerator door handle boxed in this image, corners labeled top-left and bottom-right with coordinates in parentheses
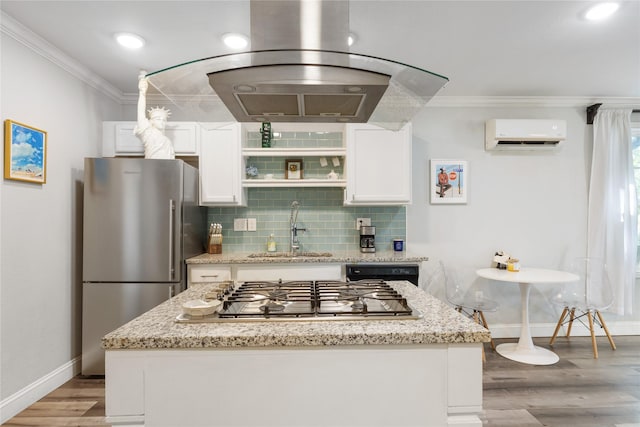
top-left (169, 199), bottom-right (176, 280)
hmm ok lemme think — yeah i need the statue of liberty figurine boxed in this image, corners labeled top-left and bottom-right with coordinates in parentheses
top-left (135, 71), bottom-right (175, 159)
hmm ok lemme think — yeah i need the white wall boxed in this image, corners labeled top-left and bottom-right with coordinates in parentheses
top-left (408, 106), bottom-right (640, 337)
top-left (1, 14), bottom-right (638, 420)
top-left (0, 34), bottom-right (121, 408)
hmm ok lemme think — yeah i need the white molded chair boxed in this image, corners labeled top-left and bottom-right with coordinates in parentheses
top-left (440, 261), bottom-right (498, 360)
top-left (549, 257), bottom-right (616, 358)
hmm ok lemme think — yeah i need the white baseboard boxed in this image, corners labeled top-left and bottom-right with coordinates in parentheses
top-left (0, 356), bottom-right (81, 424)
top-left (489, 320), bottom-right (640, 339)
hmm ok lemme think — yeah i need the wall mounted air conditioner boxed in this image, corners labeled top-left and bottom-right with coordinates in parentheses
top-left (485, 119), bottom-right (567, 151)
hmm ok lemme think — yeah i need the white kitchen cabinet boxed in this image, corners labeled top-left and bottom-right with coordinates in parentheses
top-left (188, 263), bottom-right (342, 285)
top-left (102, 121), bottom-right (199, 157)
top-left (187, 265), bottom-right (232, 287)
top-left (199, 123), bottom-right (247, 206)
top-left (235, 264), bottom-right (342, 281)
top-left (344, 123), bottom-right (412, 205)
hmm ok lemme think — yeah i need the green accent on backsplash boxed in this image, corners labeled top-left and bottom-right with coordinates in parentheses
top-left (245, 131), bottom-right (344, 149)
top-left (206, 188), bottom-right (406, 253)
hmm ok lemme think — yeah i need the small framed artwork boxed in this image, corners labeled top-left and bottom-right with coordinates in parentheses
top-left (430, 159), bottom-right (467, 204)
top-left (4, 120), bottom-right (47, 184)
top-left (285, 159), bottom-right (303, 180)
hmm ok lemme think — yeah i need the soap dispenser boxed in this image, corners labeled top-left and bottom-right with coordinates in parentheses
top-left (267, 234), bottom-right (277, 252)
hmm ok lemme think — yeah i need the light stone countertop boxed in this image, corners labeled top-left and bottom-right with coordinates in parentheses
top-left (102, 281), bottom-right (491, 350)
top-left (186, 250), bottom-right (427, 264)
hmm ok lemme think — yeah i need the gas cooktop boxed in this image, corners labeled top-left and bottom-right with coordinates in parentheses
top-left (176, 280), bottom-right (422, 323)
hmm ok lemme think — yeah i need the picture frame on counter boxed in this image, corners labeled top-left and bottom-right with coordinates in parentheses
top-left (430, 159), bottom-right (467, 204)
top-left (285, 159), bottom-right (303, 180)
top-left (3, 119), bottom-right (47, 184)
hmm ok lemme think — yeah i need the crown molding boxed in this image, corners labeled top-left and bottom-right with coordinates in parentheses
top-left (1, 11), bottom-right (123, 103)
top-left (427, 96), bottom-right (640, 109)
top-left (120, 94), bottom-right (640, 109)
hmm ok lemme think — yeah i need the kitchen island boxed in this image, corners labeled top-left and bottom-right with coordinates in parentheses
top-left (103, 281), bottom-right (490, 427)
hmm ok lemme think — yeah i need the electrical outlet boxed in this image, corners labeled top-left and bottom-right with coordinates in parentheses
top-left (356, 218), bottom-right (371, 230)
top-left (234, 218), bottom-right (248, 232)
top-left (247, 218), bottom-right (257, 232)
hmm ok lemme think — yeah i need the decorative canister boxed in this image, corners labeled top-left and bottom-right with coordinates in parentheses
top-left (260, 122), bottom-right (272, 147)
top-left (507, 258), bottom-right (520, 272)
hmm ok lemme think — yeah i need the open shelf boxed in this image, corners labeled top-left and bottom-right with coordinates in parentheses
top-left (242, 179), bottom-right (346, 188)
top-left (242, 147), bottom-right (346, 157)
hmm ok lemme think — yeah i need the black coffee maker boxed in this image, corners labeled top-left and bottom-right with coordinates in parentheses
top-left (359, 226), bottom-right (376, 253)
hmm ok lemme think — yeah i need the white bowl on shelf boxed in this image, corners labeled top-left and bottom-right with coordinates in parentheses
top-left (182, 299), bottom-right (221, 317)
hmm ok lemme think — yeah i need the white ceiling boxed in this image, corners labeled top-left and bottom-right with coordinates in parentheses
top-left (2, 0), bottom-right (639, 100)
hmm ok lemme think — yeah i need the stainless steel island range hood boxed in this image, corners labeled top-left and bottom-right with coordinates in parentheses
top-left (146, 0), bottom-right (448, 130)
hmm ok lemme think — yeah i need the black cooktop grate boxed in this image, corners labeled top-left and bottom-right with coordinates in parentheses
top-left (217, 279), bottom-right (414, 319)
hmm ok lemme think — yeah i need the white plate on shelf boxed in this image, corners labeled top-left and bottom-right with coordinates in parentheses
top-left (182, 299), bottom-right (222, 317)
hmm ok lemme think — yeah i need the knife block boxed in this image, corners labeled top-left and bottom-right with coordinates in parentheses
top-left (207, 234), bottom-right (223, 254)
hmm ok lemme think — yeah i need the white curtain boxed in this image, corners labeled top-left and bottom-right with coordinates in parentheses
top-left (588, 109), bottom-right (636, 315)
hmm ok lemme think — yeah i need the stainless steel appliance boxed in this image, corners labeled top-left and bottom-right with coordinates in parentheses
top-left (145, 1), bottom-right (449, 130)
top-left (82, 158), bottom-right (205, 375)
top-left (176, 280), bottom-right (421, 323)
top-left (359, 225), bottom-right (376, 253)
top-left (346, 264), bottom-right (420, 286)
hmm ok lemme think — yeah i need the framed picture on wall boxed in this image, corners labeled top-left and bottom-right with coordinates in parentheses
top-left (285, 159), bottom-right (303, 180)
top-left (4, 120), bottom-right (47, 184)
top-left (430, 159), bottom-right (467, 204)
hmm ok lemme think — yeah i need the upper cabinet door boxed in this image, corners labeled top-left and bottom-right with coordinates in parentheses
top-left (199, 123), bottom-right (247, 206)
top-left (344, 123), bottom-right (412, 205)
top-left (102, 122), bottom-right (199, 157)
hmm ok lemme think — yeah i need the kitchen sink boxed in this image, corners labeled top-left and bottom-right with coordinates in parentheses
top-left (247, 252), bottom-right (333, 258)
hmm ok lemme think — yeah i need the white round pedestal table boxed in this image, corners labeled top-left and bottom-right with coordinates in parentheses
top-left (476, 267), bottom-right (579, 365)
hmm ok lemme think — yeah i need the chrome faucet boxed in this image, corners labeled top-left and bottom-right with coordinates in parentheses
top-left (289, 201), bottom-right (306, 255)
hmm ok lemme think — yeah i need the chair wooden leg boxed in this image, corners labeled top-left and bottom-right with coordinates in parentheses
top-left (588, 309), bottom-right (598, 359)
top-left (549, 307), bottom-right (569, 345)
top-left (566, 308), bottom-right (576, 337)
top-left (478, 310), bottom-right (496, 351)
top-left (595, 310), bottom-right (617, 351)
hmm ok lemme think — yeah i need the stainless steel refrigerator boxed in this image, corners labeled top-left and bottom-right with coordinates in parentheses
top-left (81, 157), bottom-right (205, 375)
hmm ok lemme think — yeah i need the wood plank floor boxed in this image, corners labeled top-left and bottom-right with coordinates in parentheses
top-left (482, 335), bottom-right (640, 427)
top-left (3, 336), bottom-right (639, 426)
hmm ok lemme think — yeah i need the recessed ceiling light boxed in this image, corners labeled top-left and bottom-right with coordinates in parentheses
top-left (115, 32), bottom-right (145, 49)
top-left (234, 84), bottom-right (256, 92)
top-left (222, 33), bottom-right (249, 49)
top-left (585, 2), bottom-right (620, 20)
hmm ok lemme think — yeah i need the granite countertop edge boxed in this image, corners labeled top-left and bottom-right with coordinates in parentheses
top-left (186, 250), bottom-right (428, 264)
top-left (102, 282), bottom-right (491, 350)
